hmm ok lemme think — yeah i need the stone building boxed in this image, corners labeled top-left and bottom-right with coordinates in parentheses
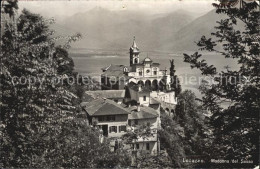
top-left (84, 37), bottom-right (179, 156)
top-left (81, 97), bottom-right (161, 155)
top-left (101, 37), bottom-right (171, 91)
top-left (127, 105), bottom-right (161, 155)
top-left (82, 98), bottom-right (130, 138)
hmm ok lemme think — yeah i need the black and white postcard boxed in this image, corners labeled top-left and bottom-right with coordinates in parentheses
top-left (1, 0), bottom-right (259, 168)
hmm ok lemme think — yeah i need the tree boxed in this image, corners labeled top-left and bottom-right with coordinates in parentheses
top-left (159, 107), bottom-right (187, 168)
top-left (170, 59), bottom-right (181, 96)
top-left (1, 0), bottom-right (18, 19)
top-left (160, 90), bottom-right (209, 168)
top-left (121, 122), bottom-right (166, 168)
top-left (183, 1), bottom-right (259, 167)
top-left (53, 47), bottom-right (75, 76)
top-left (0, 6), bottom-right (113, 168)
top-left (175, 90), bottom-right (210, 162)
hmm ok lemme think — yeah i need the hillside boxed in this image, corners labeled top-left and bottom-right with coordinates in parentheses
top-left (161, 9), bottom-right (244, 52)
top-left (52, 8), bottom-right (194, 51)
top-left (51, 8), bottom-right (244, 52)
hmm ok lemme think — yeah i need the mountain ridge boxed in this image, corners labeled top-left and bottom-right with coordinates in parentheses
top-left (51, 8), bottom-right (242, 52)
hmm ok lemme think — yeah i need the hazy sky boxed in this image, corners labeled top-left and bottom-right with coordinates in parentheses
top-left (19, 0), bottom-right (216, 18)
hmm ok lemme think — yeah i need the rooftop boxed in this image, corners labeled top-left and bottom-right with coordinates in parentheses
top-left (143, 57), bottom-right (152, 62)
top-left (151, 62), bottom-right (160, 66)
top-left (101, 64), bottom-right (131, 78)
top-left (85, 90), bottom-right (125, 99)
top-left (130, 36), bottom-right (140, 53)
top-left (82, 98), bottom-right (131, 116)
top-left (128, 106), bottom-right (158, 120)
top-left (150, 97), bottom-right (160, 105)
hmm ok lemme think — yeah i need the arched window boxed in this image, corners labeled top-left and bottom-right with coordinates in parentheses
top-left (152, 80), bottom-right (158, 91)
top-left (139, 71), bottom-right (142, 76)
top-left (134, 58), bottom-right (138, 64)
top-left (123, 67), bottom-right (128, 72)
top-left (153, 67), bottom-right (157, 75)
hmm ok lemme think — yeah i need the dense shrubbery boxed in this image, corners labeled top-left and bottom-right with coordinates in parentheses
top-left (0, 2), bottom-right (125, 168)
top-left (184, 1), bottom-right (259, 167)
top-left (159, 90), bottom-right (209, 168)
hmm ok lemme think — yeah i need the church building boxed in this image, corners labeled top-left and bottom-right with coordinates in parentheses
top-left (83, 37), bottom-right (179, 155)
top-left (101, 37), bottom-right (171, 91)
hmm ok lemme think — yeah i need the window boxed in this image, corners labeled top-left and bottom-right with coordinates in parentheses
top-left (143, 96), bottom-right (146, 101)
top-left (107, 115), bottom-right (115, 121)
top-left (98, 116), bottom-right (104, 122)
top-left (139, 71), bottom-right (142, 76)
top-left (134, 119), bottom-right (138, 125)
top-left (123, 67), bottom-right (128, 72)
top-left (146, 143), bottom-right (150, 150)
top-left (153, 71), bottom-right (157, 75)
top-left (134, 58), bottom-right (138, 64)
top-left (119, 125), bottom-right (126, 132)
top-left (136, 144), bottom-right (139, 149)
top-left (98, 116), bottom-right (115, 122)
top-left (114, 140), bottom-right (119, 151)
top-left (109, 126), bottom-right (117, 133)
top-left (128, 120), bottom-right (131, 126)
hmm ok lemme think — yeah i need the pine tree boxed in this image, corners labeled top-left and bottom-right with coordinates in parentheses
top-left (183, 1), bottom-right (259, 167)
top-left (169, 59), bottom-right (181, 96)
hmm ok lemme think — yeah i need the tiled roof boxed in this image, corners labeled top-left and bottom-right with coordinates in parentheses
top-left (101, 64), bottom-right (111, 71)
top-left (82, 98), bottom-right (131, 116)
top-left (151, 62), bottom-right (160, 66)
top-left (150, 97), bottom-right (160, 105)
top-left (130, 37), bottom-right (140, 53)
top-left (81, 93), bottom-right (95, 102)
top-left (101, 64), bottom-right (131, 77)
top-left (85, 90), bottom-right (125, 99)
top-left (143, 57), bottom-right (152, 62)
top-left (128, 106), bottom-right (158, 120)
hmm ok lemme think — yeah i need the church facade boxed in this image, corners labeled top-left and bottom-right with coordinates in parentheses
top-left (101, 37), bottom-right (178, 114)
top-left (101, 37), bottom-right (171, 91)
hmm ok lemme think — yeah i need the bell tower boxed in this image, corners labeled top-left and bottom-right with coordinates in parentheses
top-left (129, 36), bottom-right (140, 66)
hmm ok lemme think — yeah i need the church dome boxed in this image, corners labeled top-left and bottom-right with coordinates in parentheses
top-left (144, 57), bottom-right (152, 62)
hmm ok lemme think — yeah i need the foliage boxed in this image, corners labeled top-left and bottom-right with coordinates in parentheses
top-left (175, 91), bottom-right (211, 159)
top-left (0, 5), bottom-right (113, 168)
top-left (122, 123), bottom-right (163, 168)
top-left (1, 0), bottom-right (18, 18)
top-left (159, 107), bottom-right (187, 168)
top-left (95, 140), bottom-right (131, 168)
top-left (53, 47), bottom-right (74, 75)
top-left (159, 90), bottom-right (210, 168)
top-left (183, 1), bottom-right (259, 167)
top-left (169, 59), bottom-right (181, 96)
top-left (136, 151), bottom-right (172, 168)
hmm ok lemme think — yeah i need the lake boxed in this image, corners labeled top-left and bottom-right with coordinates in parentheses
top-left (70, 48), bottom-right (239, 98)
